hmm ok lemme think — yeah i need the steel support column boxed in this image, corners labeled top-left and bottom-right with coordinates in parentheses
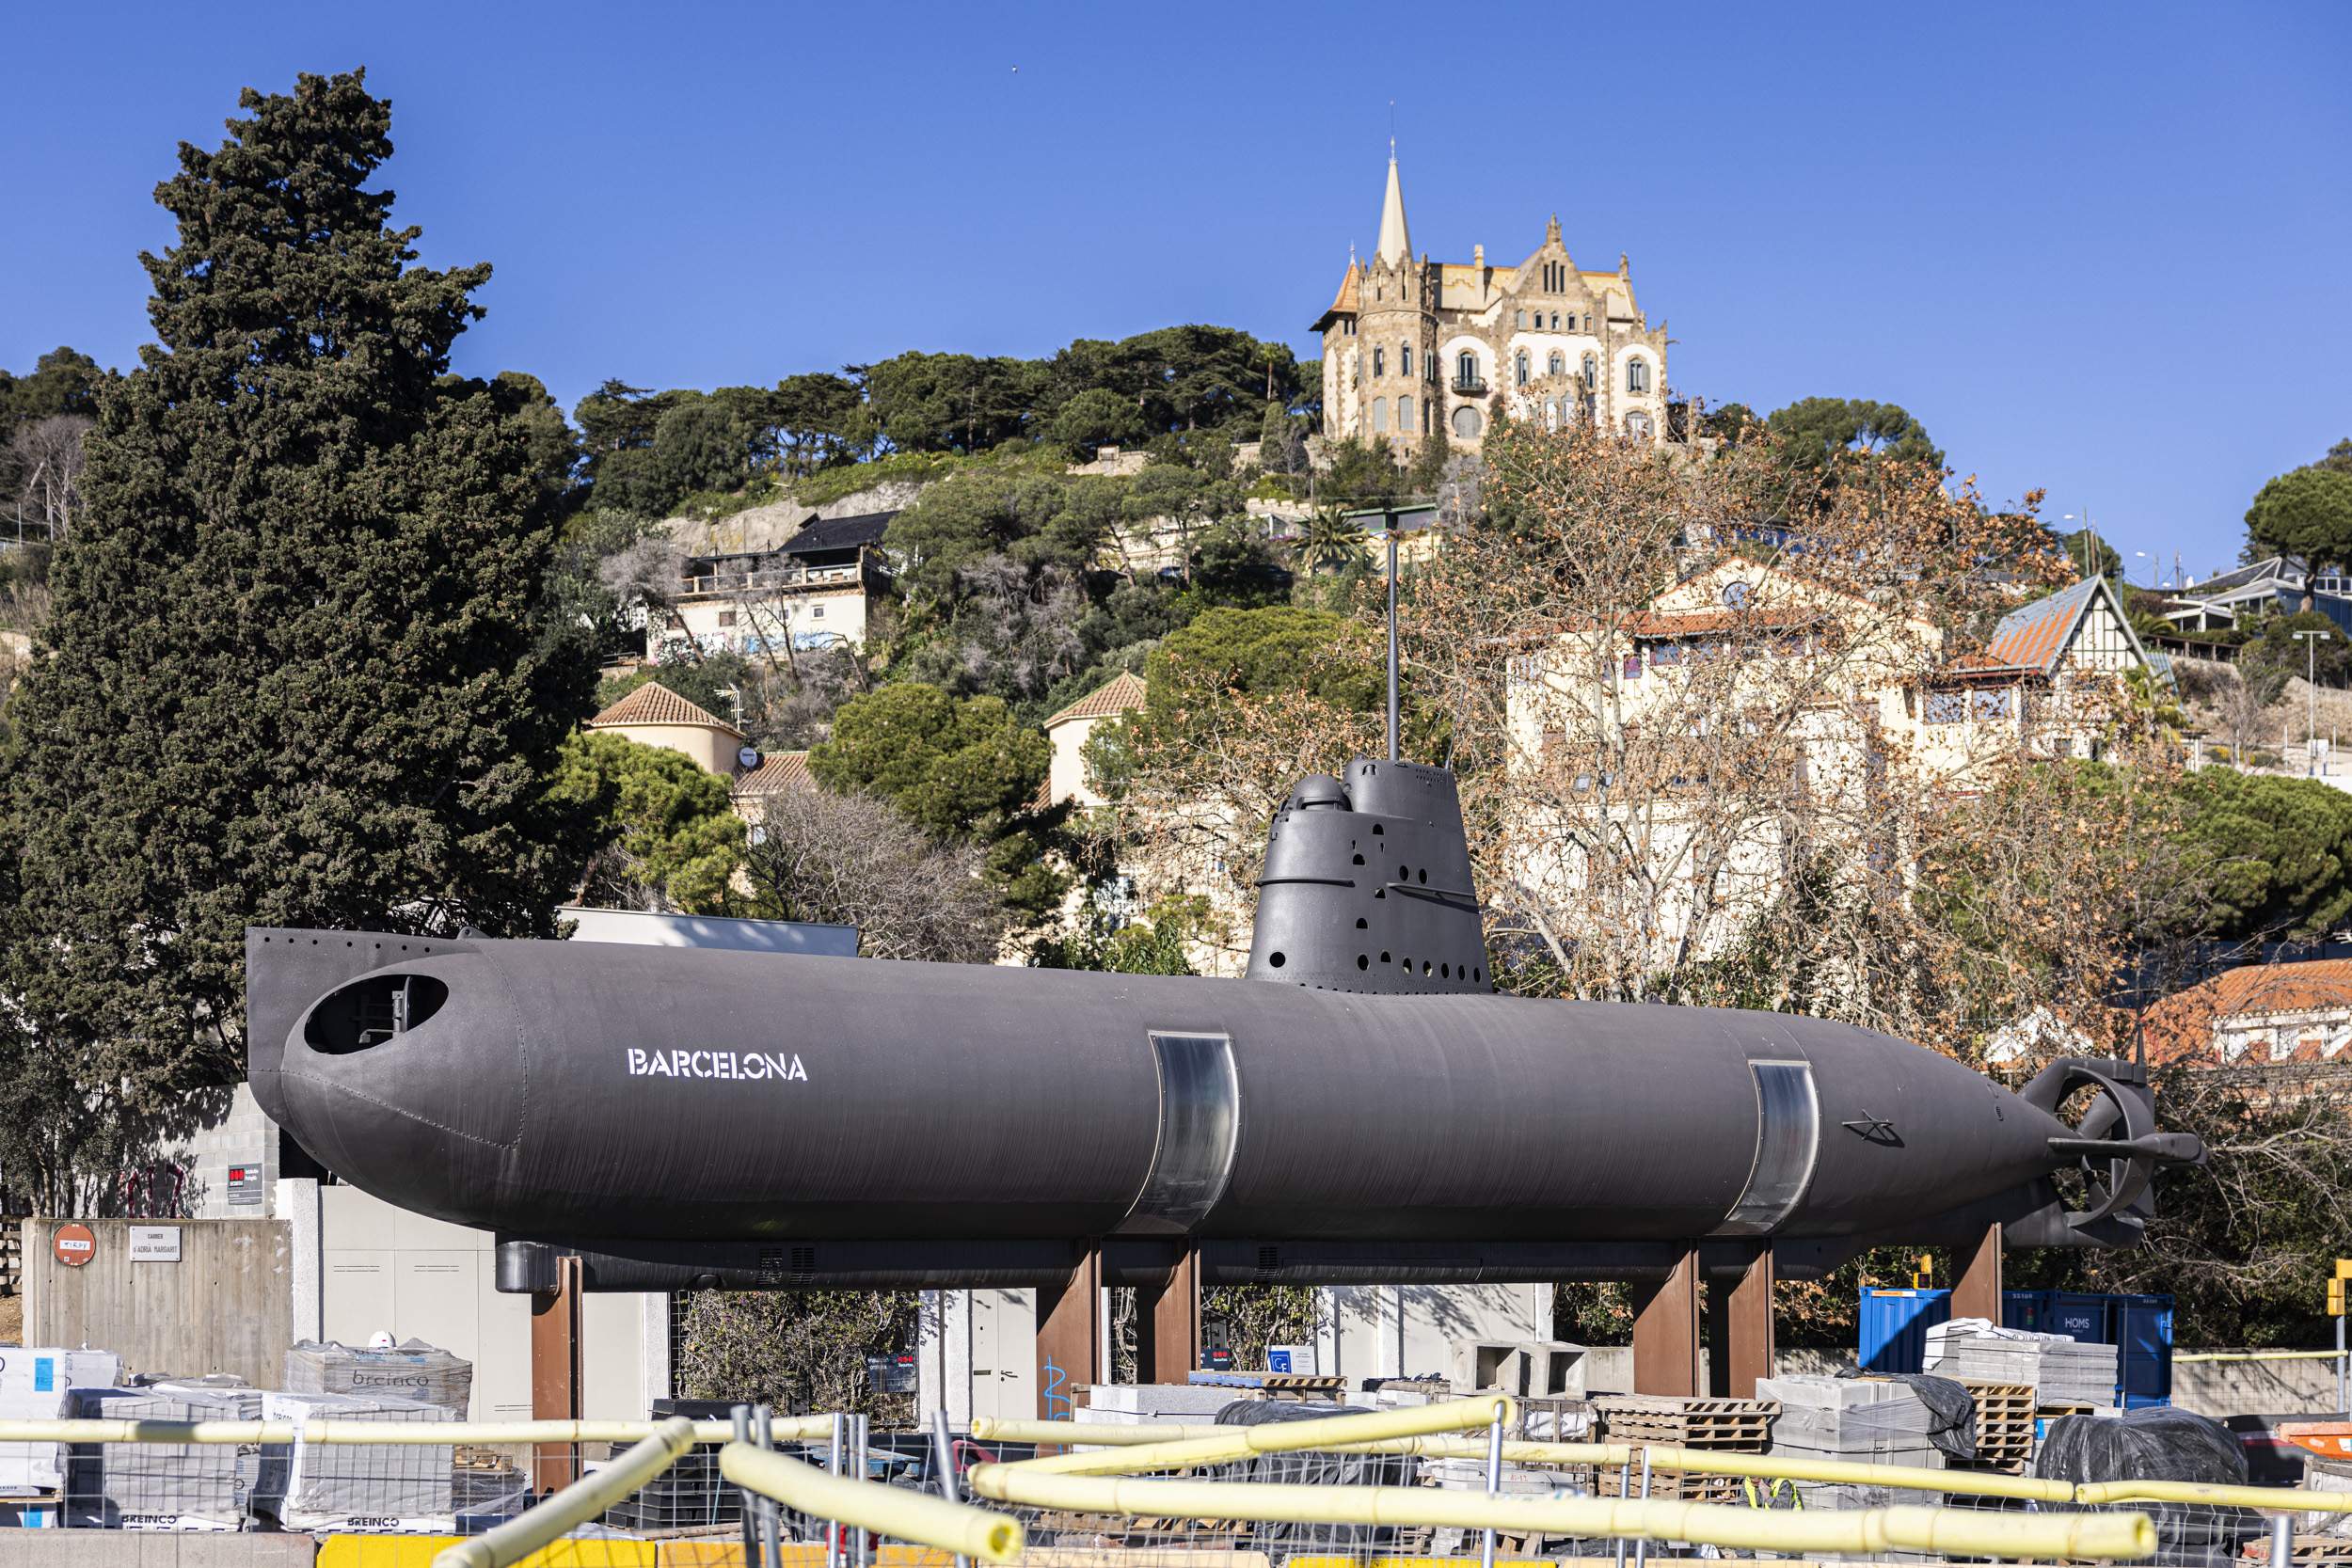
top-left (1136, 1246), bottom-right (1200, 1385)
top-left (1035, 1249), bottom-right (1103, 1421)
top-left (1630, 1246), bottom-right (1703, 1395)
top-left (530, 1253), bottom-right (583, 1488)
top-left (1952, 1222), bottom-right (2004, 1323)
top-left (1724, 1244), bottom-right (1775, 1398)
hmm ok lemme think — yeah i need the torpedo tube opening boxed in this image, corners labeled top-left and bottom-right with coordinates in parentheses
top-left (301, 973), bottom-right (448, 1054)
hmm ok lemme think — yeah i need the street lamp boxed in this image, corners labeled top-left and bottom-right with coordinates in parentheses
top-left (2294, 629), bottom-right (2333, 776)
top-left (2133, 551), bottom-right (2156, 589)
top-left (2062, 512), bottom-right (2094, 578)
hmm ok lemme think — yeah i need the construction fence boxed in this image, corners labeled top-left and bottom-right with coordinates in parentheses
top-left (1, 1396), bottom-right (2349, 1566)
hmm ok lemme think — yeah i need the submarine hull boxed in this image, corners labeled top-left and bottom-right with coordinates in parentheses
top-left (253, 928), bottom-right (2090, 1270)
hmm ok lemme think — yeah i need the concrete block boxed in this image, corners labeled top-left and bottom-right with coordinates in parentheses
top-left (1080, 1383), bottom-right (1235, 1417)
top-left (1756, 1374), bottom-right (1915, 1410)
top-left (0, 1536), bottom-right (317, 1566)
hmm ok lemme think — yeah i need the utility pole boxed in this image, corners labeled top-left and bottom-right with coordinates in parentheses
top-left (2296, 629), bottom-right (2333, 776)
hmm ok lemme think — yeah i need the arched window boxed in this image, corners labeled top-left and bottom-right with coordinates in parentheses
top-left (1627, 357), bottom-right (1650, 394)
top-left (1373, 348), bottom-right (1386, 378)
top-left (1550, 311), bottom-right (1561, 330)
top-left (1401, 344), bottom-right (1413, 377)
top-left (1625, 410), bottom-right (1654, 440)
top-left (1581, 353), bottom-right (1598, 388)
top-left (1456, 350), bottom-right (1478, 388)
top-left (1583, 313), bottom-right (1593, 331)
top-left (1515, 350), bottom-right (1530, 388)
top-left (1398, 395), bottom-right (1415, 433)
top-left (1452, 404), bottom-right (1483, 438)
top-left (1515, 309), bottom-right (1526, 328)
top-left (1548, 351), bottom-right (1565, 377)
top-left (1371, 398), bottom-right (1388, 433)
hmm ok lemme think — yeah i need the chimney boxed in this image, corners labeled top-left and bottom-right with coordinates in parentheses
top-left (1473, 244), bottom-right (1485, 268)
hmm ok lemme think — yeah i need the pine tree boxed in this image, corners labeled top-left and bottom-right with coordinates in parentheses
top-left (3, 71), bottom-right (593, 1107)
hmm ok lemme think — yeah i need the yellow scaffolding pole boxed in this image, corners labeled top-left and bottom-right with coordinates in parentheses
top-left (961, 1465), bottom-right (2155, 1560)
top-left (723, 1440), bottom-right (1025, 1564)
top-left (434, 1416), bottom-right (701, 1568)
top-left (993, 1397), bottom-right (1512, 1478)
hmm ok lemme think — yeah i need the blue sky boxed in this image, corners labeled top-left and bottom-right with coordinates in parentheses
top-left (3, 1), bottom-right (2344, 581)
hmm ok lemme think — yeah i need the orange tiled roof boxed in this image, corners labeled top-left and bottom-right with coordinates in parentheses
top-left (588, 681), bottom-right (740, 734)
top-left (732, 751), bottom-right (815, 797)
top-left (2143, 959), bottom-right (2352, 1066)
top-left (1976, 578), bottom-right (2102, 674)
top-left (1045, 670), bottom-right (1148, 728)
top-left (1311, 262), bottom-right (1362, 329)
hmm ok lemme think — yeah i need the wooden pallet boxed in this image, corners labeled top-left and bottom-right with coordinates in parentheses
top-left (1958, 1379), bottom-right (2037, 1466)
top-left (1591, 1394), bottom-right (1779, 1450)
top-left (1597, 1465), bottom-right (1743, 1505)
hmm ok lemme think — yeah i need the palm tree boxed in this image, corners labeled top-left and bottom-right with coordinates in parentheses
top-left (1297, 506), bottom-right (1366, 576)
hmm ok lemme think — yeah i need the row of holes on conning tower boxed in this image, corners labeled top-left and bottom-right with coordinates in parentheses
top-left (1265, 948), bottom-right (1483, 985)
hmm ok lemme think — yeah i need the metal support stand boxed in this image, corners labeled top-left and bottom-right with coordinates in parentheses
top-left (1035, 1248), bottom-right (1104, 1423)
top-left (734, 1405), bottom-right (758, 1568)
top-left (1136, 1246), bottom-right (1201, 1384)
top-left (932, 1412), bottom-right (973, 1568)
top-left (528, 1254), bottom-right (583, 1490)
top-left (824, 1412), bottom-right (844, 1568)
top-left (1952, 1222), bottom-right (2005, 1323)
top-left (1725, 1244), bottom-right (1775, 1398)
top-left (1479, 1403), bottom-right (1504, 1568)
top-left (851, 1413), bottom-right (871, 1568)
top-left (755, 1405), bottom-right (782, 1568)
top-left (1630, 1247), bottom-right (1703, 1395)
top-left (2270, 1513), bottom-right (2292, 1568)
top-left (1613, 1459), bottom-right (1631, 1568)
top-left (1632, 1450), bottom-right (1653, 1568)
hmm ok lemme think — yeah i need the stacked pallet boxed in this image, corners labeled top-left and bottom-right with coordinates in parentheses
top-left (1953, 1380), bottom-right (2038, 1474)
top-left (1592, 1395), bottom-right (1778, 1504)
top-left (1756, 1375), bottom-right (1945, 1509)
top-left (1924, 1322), bottom-right (2119, 1405)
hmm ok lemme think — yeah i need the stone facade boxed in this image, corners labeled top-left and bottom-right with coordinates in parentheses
top-left (1312, 150), bottom-right (1671, 454)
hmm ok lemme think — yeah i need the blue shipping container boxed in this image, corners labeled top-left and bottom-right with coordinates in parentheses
top-left (1857, 1288), bottom-right (2171, 1407)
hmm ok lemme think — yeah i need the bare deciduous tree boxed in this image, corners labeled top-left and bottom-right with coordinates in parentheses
top-left (738, 788), bottom-right (1008, 963)
top-left (9, 415), bottom-right (91, 542)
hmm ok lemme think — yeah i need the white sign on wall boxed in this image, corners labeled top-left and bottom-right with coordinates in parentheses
top-left (128, 1227), bottom-right (182, 1263)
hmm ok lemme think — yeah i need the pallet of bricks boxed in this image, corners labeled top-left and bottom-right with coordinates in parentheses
top-left (1926, 1320), bottom-right (2116, 1475)
top-left (1756, 1376), bottom-right (1945, 1511)
top-left (1591, 1394), bottom-right (1778, 1504)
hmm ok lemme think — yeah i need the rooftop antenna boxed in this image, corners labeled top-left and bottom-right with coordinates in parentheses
top-left (1386, 519), bottom-right (1400, 762)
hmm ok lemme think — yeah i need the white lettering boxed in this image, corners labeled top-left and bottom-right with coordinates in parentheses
top-left (622, 1049), bottom-right (809, 1084)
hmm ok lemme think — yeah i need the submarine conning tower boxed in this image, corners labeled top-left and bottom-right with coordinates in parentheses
top-left (1245, 757), bottom-right (1490, 993)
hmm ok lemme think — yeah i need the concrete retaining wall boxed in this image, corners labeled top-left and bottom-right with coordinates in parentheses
top-left (22, 1218), bottom-right (292, 1386)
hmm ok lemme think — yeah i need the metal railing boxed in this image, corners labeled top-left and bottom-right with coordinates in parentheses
top-left (680, 563), bottom-right (866, 599)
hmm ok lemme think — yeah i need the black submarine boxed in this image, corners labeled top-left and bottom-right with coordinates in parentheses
top-left (247, 753), bottom-right (2201, 1295)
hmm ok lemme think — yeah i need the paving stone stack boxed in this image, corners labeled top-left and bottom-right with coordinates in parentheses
top-left (64, 1383), bottom-right (262, 1530)
top-left (1756, 1375), bottom-right (1945, 1509)
top-left (1924, 1321), bottom-right (2119, 1406)
top-left (256, 1390), bottom-right (455, 1534)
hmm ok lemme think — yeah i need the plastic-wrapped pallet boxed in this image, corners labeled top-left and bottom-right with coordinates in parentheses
top-left (1924, 1318), bottom-right (2119, 1405)
top-left (255, 1390), bottom-right (455, 1533)
top-left (1758, 1376), bottom-right (1944, 1509)
top-left (0, 1350), bottom-right (120, 1495)
top-left (283, 1339), bottom-right (473, 1414)
top-left (65, 1383), bottom-right (261, 1530)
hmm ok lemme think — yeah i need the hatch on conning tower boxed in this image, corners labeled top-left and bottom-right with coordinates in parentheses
top-left (1246, 758), bottom-right (1488, 994)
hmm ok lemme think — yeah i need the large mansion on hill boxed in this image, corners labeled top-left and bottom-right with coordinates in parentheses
top-left (1312, 148), bottom-right (1673, 452)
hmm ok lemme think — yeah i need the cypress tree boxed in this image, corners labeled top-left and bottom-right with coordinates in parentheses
top-left (3, 71), bottom-right (592, 1106)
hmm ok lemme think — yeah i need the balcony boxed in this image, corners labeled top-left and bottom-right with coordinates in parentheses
top-left (1451, 376), bottom-right (1487, 397)
top-left (677, 562), bottom-right (864, 601)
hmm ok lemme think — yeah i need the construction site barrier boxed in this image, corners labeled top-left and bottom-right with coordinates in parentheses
top-left (993, 1396), bottom-right (1513, 1478)
top-left (961, 1464), bottom-right (2157, 1560)
top-left (435, 1415), bottom-right (702, 1568)
top-left (720, 1439), bottom-right (1025, 1563)
top-left (0, 1417), bottom-right (837, 1445)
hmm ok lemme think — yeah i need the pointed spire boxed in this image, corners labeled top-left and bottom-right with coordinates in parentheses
top-left (1547, 213), bottom-right (1562, 245)
top-left (1375, 142), bottom-right (1411, 268)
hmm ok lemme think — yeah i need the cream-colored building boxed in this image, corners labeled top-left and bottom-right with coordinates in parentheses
top-left (1041, 671), bottom-right (1147, 809)
top-left (1313, 148), bottom-right (1672, 452)
top-left (585, 680), bottom-right (751, 778)
top-left (1502, 564), bottom-right (2163, 967)
top-left (649, 511), bottom-right (893, 666)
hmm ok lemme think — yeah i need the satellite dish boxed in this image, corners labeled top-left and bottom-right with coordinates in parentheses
top-left (738, 747), bottom-right (763, 771)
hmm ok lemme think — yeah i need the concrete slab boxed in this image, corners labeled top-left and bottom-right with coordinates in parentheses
top-left (0, 1534), bottom-right (316, 1566)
